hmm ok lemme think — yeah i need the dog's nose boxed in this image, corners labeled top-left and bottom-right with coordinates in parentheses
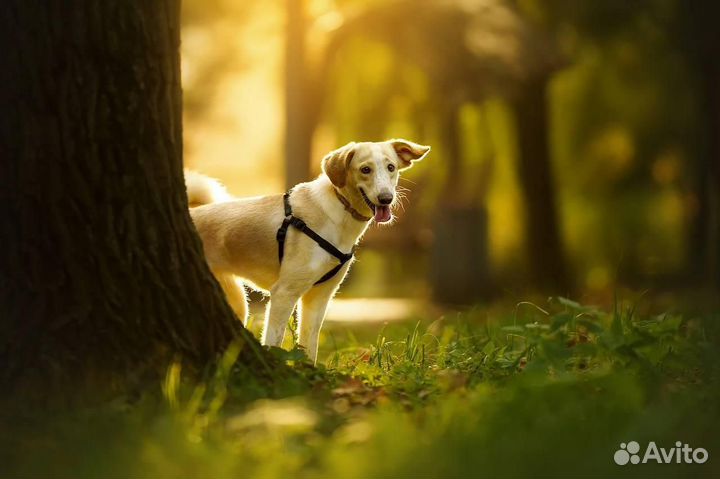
top-left (377, 193), bottom-right (394, 205)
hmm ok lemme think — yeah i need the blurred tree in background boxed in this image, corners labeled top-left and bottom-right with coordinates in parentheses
top-left (526, 0), bottom-right (720, 288)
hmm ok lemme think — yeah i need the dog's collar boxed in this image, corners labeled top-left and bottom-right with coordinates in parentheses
top-left (334, 189), bottom-right (373, 222)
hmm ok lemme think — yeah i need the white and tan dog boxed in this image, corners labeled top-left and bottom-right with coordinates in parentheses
top-left (187, 139), bottom-right (430, 362)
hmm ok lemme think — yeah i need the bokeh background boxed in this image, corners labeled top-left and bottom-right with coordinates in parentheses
top-left (181, 0), bottom-right (720, 312)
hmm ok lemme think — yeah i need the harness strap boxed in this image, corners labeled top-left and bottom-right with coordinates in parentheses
top-left (276, 191), bottom-right (354, 285)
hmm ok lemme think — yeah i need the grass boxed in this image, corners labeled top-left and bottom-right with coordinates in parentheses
top-left (2, 296), bottom-right (719, 478)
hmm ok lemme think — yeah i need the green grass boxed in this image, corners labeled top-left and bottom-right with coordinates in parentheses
top-left (3, 297), bottom-right (719, 478)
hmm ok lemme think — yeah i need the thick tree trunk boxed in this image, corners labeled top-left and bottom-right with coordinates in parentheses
top-left (0, 1), bottom-right (265, 394)
top-left (284, 0), bottom-right (313, 189)
top-left (511, 76), bottom-right (569, 293)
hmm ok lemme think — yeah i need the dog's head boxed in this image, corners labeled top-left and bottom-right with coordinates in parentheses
top-left (321, 139), bottom-right (431, 223)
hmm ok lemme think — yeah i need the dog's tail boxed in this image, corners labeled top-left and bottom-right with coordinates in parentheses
top-left (185, 171), bottom-right (246, 322)
top-left (185, 170), bottom-right (233, 207)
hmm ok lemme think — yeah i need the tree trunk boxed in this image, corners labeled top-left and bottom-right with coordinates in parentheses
top-left (511, 76), bottom-right (569, 293)
top-left (284, 0), bottom-right (313, 189)
top-left (430, 103), bottom-right (492, 304)
top-left (680, 3), bottom-right (720, 289)
top-left (441, 102), bottom-right (463, 203)
top-left (701, 63), bottom-right (720, 287)
top-left (688, 64), bottom-right (720, 288)
top-left (0, 1), bottom-right (267, 395)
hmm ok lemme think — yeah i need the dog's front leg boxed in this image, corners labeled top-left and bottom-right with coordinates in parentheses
top-left (262, 283), bottom-right (305, 347)
top-left (298, 282), bottom-right (338, 363)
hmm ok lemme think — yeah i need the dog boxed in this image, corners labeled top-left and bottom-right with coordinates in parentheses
top-left (187, 139), bottom-right (430, 362)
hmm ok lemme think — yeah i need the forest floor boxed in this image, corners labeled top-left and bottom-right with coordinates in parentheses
top-left (3, 295), bottom-right (720, 478)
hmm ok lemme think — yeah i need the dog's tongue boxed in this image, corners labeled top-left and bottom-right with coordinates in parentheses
top-left (374, 205), bottom-right (392, 223)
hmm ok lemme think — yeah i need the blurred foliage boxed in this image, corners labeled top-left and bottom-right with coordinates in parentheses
top-left (316, 0), bottom-right (716, 292)
top-left (3, 298), bottom-right (718, 477)
top-left (178, 0), bottom-right (720, 294)
top-left (181, 0), bottom-right (256, 121)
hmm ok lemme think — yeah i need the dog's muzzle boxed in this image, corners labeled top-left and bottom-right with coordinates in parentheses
top-left (360, 188), bottom-right (392, 223)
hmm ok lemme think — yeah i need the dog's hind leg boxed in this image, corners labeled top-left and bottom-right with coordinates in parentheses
top-left (298, 282), bottom-right (337, 363)
top-left (215, 272), bottom-right (248, 325)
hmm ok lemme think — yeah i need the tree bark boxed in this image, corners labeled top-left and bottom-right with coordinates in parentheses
top-left (0, 1), bottom-right (266, 394)
top-left (511, 76), bottom-right (569, 292)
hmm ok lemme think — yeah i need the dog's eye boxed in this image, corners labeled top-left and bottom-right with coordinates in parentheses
top-left (387, 164), bottom-right (396, 172)
top-left (360, 166), bottom-right (372, 174)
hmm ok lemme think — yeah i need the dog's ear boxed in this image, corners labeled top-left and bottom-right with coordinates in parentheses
top-left (322, 142), bottom-right (356, 188)
top-left (390, 139), bottom-right (431, 170)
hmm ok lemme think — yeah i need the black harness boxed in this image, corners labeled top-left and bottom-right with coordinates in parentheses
top-left (276, 191), bottom-right (355, 285)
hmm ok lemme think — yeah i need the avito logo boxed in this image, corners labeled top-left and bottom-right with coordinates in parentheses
top-left (614, 441), bottom-right (709, 465)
